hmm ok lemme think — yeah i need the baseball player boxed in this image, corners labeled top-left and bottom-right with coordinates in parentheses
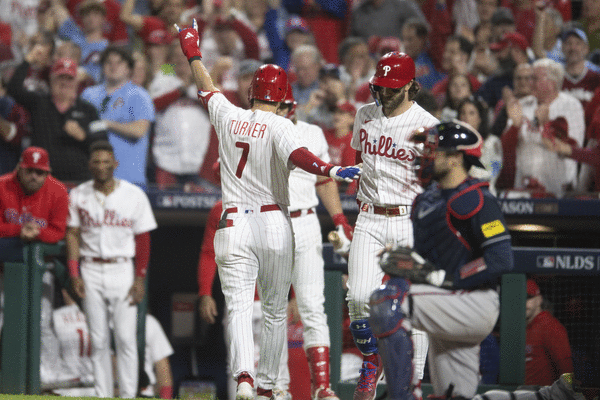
top-left (346, 52), bottom-right (438, 400)
top-left (272, 83), bottom-right (353, 400)
top-left (175, 20), bottom-right (360, 400)
top-left (65, 140), bottom-right (158, 398)
top-left (368, 121), bottom-right (514, 400)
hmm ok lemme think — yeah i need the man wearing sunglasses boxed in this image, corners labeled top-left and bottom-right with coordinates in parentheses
top-left (0, 146), bottom-right (69, 244)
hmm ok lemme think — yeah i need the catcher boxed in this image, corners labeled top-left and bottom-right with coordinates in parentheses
top-left (368, 121), bottom-right (514, 400)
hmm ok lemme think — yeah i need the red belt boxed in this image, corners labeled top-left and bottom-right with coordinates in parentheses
top-left (225, 204), bottom-right (281, 214)
top-left (83, 257), bottom-right (129, 263)
top-left (289, 208), bottom-right (315, 218)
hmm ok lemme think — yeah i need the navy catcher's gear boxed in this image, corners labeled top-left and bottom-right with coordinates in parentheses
top-left (369, 278), bottom-right (415, 400)
top-left (350, 319), bottom-right (379, 355)
top-left (379, 245), bottom-right (449, 286)
top-left (411, 120), bottom-right (484, 186)
top-left (412, 177), bottom-right (513, 289)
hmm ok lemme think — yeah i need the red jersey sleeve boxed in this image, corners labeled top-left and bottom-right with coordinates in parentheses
top-left (229, 18), bottom-right (260, 60)
top-left (197, 201), bottom-right (222, 297)
top-left (543, 317), bottom-right (573, 375)
top-left (36, 179), bottom-right (69, 243)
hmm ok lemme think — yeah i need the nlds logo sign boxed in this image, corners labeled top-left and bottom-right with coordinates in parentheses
top-left (536, 255), bottom-right (596, 270)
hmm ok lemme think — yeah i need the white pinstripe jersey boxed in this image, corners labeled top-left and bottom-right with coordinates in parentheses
top-left (351, 102), bottom-right (439, 206)
top-left (205, 92), bottom-right (302, 209)
top-left (289, 120), bottom-right (330, 211)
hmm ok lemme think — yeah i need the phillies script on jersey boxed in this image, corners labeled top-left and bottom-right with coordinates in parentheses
top-left (358, 129), bottom-right (416, 161)
top-left (78, 209), bottom-right (133, 228)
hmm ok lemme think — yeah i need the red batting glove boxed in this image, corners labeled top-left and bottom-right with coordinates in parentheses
top-left (175, 19), bottom-right (202, 63)
top-left (332, 213), bottom-right (353, 240)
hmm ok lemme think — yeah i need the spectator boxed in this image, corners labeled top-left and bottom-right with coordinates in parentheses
top-left (414, 0), bottom-right (452, 71)
top-left (0, 146), bottom-right (69, 244)
top-left (7, 47), bottom-right (108, 183)
top-left (81, 46), bottom-right (155, 187)
top-left (457, 96), bottom-right (503, 194)
top-left (290, 45), bottom-right (322, 105)
top-left (401, 18), bottom-right (444, 91)
top-left (52, 40), bottom-right (96, 94)
top-left (132, 50), bottom-right (152, 89)
top-left (350, 0), bottom-right (427, 43)
top-left (524, 279), bottom-right (573, 386)
top-left (491, 62), bottom-right (534, 137)
top-left (457, 0), bottom-right (499, 42)
top-left (440, 73), bottom-right (473, 121)
top-left (21, 31), bottom-right (55, 95)
top-left (531, 6), bottom-right (563, 62)
top-left (579, 0), bottom-right (600, 52)
top-left (477, 31), bottom-right (530, 110)
top-left (337, 37), bottom-right (374, 101)
top-left (232, 0), bottom-right (272, 62)
top-left (119, 0), bottom-right (182, 50)
top-left (282, 0), bottom-right (349, 64)
top-left (469, 23), bottom-right (500, 83)
top-left (51, 0), bottom-right (109, 83)
top-left (297, 63), bottom-right (346, 130)
top-left (264, 14), bottom-right (314, 71)
top-left (222, 58), bottom-right (263, 109)
top-left (561, 28), bottom-right (600, 111)
top-left (431, 35), bottom-right (479, 104)
top-left (324, 101), bottom-right (357, 194)
top-left (501, 58), bottom-right (584, 196)
top-left (490, 7), bottom-right (516, 43)
top-left (507, 0), bottom-right (572, 46)
top-left (0, 0), bottom-right (42, 46)
top-left (64, 0), bottom-right (128, 45)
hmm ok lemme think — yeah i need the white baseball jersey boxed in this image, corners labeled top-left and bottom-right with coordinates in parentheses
top-left (513, 92), bottom-right (584, 196)
top-left (52, 304), bottom-right (95, 383)
top-left (67, 179), bottom-right (158, 257)
top-left (204, 92), bottom-right (302, 209)
top-left (140, 315), bottom-right (174, 397)
top-left (352, 102), bottom-right (439, 206)
top-left (288, 120), bottom-right (330, 211)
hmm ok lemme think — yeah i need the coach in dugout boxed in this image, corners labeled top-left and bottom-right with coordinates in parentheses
top-left (0, 146), bottom-right (69, 246)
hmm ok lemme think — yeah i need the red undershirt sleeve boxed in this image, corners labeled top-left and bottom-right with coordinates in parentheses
top-left (134, 232), bottom-right (151, 278)
top-left (289, 147), bottom-right (334, 177)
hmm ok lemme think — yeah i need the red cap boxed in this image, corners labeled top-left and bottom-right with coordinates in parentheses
top-left (337, 101), bottom-right (357, 117)
top-left (285, 15), bottom-right (310, 35)
top-left (19, 146), bottom-right (51, 171)
top-left (145, 26), bottom-right (171, 45)
top-left (377, 36), bottom-right (402, 55)
top-left (51, 57), bottom-right (78, 78)
top-left (526, 279), bottom-right (540, 297)
top-left (490, 32), bottom-right (529, 52)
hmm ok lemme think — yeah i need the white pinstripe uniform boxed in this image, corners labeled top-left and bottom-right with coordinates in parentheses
top-left (348, 101), bottom-right (438, 380)
top-left (204, 91), bottom-right (302, 390)
top-left (275, 120), bottom-right (332, 387)
top-left (68, 179), bottom-right (157, 398)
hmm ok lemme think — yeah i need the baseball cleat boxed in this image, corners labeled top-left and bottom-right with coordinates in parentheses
top-left (353, 358), bottom-right (384, 400)
top-left (236, 382), bottom-right (254, 400)
top-left (313, 386), bottom-right (340, 400)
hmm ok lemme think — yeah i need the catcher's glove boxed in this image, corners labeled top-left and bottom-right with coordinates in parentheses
top-left (378, 245), bottom-right (450, 287)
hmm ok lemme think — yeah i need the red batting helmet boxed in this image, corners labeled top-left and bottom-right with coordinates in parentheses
top-left (282, 82), bottom-right (297, 119)
top-left (249, 64), bottom-right (288, 103)
top-left (370, 52), bottom-right (416, 89)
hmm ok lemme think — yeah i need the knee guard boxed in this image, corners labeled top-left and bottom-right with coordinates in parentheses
top-left (369, 278), bottom-right (414, 400)
top-left (349, 320), bottom-right (378, 355)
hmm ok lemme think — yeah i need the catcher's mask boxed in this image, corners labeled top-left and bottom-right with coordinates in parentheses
top-left (410, 120), bottom-right (484, 186)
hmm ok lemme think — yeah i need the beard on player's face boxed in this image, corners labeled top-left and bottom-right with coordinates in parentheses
top-left (380, 86), bottom-right (406, 113)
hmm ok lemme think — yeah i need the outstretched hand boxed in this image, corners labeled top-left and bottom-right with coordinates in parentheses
top-left (174, 19), bottom-right (202, 62)
top-left (330, 165), bottom-right (361, 183)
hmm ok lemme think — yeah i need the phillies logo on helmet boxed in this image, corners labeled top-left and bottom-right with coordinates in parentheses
top-left (383, 65), bottom-right (392, 76)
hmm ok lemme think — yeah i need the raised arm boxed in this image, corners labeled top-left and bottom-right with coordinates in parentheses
top-left (119, 0), bottom-right (144, 31)
top-left (175, 19), bottom-right (218, 93)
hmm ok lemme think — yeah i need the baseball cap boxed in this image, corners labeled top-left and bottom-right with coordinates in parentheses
top-left (562, 27), bottom-right (588, 44)
top-left (319, 63), bottom-right (341, 80)
top-left (490, 32), bottom-right (529, 52)
top-left (377, 36), bottom-right (403, 55)
top-left (238, 59), bottom-right (262, 77)
top-left (77, 0), bottom-right (106, 16)
top-left (145, 25), bottom-right (171, 45)
top-left (51, 57), bottom-right (78, 78)
top-left (336, 101), bottom-right (357, 117)
top-left (526, 279), bottom-right (541, 297)
top-left (285, 15), bottom-right (310, 36)
top-left (19, 147), bottom-right (51, 171)
top-left (491, 7), bottom-right (515, 25)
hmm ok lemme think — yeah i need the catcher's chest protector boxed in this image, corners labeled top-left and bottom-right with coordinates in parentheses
top-left (412, 179), bottom-right (487, 278)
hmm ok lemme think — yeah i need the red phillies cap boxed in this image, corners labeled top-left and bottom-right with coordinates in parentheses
top-left (526, 279), bottom-right (540, 297)
top-left (51, 57), bottom-right (78, 78)
top-left (145, 26), bottom-right (171, 45)
top-left (490, 32), bottom-right (529, 52)
top-left (19, 146), bottom-right (51, 171)
top-left (337, 101), bottom-right (357, 117)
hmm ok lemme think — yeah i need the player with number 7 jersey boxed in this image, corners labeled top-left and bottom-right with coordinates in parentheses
top-left (175, 19), bottom-right (361, 400)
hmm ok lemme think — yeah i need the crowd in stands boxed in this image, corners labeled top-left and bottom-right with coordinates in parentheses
top-left (1, 0), bottom-right (600, 197)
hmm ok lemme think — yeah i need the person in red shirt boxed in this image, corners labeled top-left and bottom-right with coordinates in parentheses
top-left (525, 279), bottom-right (573, 386)
top-left (0, 146), bottom-right (69, 244)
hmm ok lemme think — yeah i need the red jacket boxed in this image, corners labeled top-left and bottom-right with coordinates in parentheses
top-left (0, 171), bottom-right (69, 243)
top-left (525, 310), bottom-right (573, 386)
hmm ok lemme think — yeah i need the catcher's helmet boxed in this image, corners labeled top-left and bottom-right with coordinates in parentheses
top-left (370, 52), bottom-right (415, 89)
top-left (281, 82), bottom-right (297, 119)
top-left (411, 120), bottom-right (484, 186)
top-left (249, 64), bottom-right (288, 103)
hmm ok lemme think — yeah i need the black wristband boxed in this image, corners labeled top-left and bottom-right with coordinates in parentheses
top-left (188, 56), bottom-right (202, 64)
